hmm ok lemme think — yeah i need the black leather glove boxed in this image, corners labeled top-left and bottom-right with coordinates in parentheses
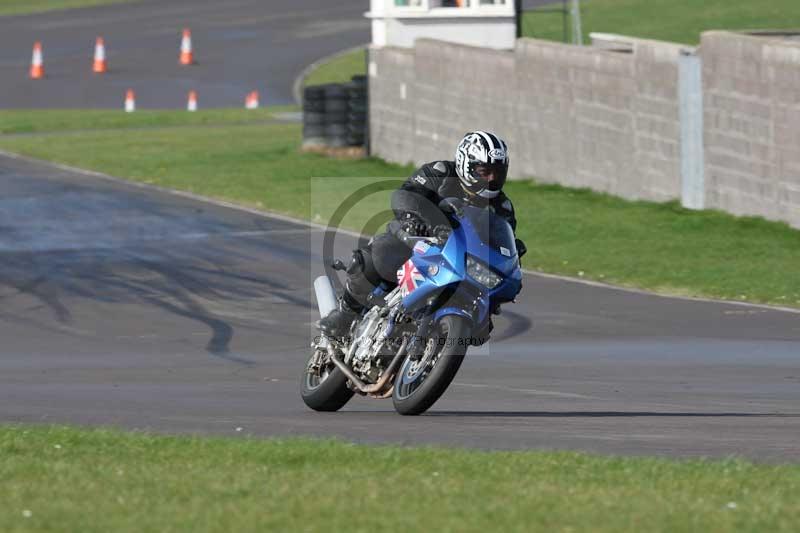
top-left (438, 197), bottom-right (464, 217)
top-left (400, 212), bottom-right (429, 237)
top-left (515, 238), bottom-right (528, 258)
top-left (431, 224), bottom-right (452, 243)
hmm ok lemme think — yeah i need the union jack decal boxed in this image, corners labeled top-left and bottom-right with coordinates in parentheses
top-left (413, 240), bottom-right (430, 255)
top-left (396, 259), bottom-right (425, 297)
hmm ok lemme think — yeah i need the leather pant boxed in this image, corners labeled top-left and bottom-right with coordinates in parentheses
top-left (342, 229), bottom-right (412, 309)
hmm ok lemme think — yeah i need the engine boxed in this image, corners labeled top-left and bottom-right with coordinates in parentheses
top-left (346, 306), bottom-right (396, 383)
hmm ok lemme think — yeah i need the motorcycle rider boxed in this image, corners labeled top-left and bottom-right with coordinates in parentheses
top-left (319, 130), bottom-right (525, 338)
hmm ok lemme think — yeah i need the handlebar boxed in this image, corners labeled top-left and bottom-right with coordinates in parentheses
top-left (388, 219), bottom-right (444, 248)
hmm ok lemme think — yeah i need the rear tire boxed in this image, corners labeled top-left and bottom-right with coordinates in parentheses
top-left (301, 350), bottom-right (355, 412)
top-left (303, 99), bottom-right (325, 113)
top-left (392, 316), bottom-right (470, 416)
top-left (323, 84), bottom-right (347, 99)
top-left (303, 124), bottom-right (325, 138)
top-left (303, 111), bottom-right (325, 125)
top-left (324, 99), bottom-right (348, 113)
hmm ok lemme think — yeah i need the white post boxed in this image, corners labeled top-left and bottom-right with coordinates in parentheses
top-left (571, 0), bottom-right (583, 45)
top-left (679, 49), bottom-right (705, 210)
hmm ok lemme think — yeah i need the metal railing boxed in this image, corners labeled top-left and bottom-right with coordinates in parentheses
top-left (518, 0), bottom-right (583, 44)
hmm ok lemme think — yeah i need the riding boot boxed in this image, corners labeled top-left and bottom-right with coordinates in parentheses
top-left (318, 254), bottom-right (375, 338)
top-left (318, 289), bottom-right (362, 338)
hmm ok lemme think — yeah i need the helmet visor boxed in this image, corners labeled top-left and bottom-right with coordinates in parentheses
top-left (473, 163), bottom-right (507, 191)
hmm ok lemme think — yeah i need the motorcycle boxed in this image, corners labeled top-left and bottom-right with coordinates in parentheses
top-left (301, 198), bottom-right (523, 415)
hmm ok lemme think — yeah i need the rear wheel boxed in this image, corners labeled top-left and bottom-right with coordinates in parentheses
top-left (392, 315), bottom-right (470, 416)
top-left (301, 349), bottom-right (354, 412)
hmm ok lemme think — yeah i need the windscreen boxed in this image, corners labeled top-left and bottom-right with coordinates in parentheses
top-left (461, 205), bottom-right (517, 256)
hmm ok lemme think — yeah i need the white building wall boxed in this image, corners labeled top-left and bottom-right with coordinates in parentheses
top-left (367, 0), bottom-right (517, 50)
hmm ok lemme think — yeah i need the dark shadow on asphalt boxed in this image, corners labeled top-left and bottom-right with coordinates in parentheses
top-left (425, 411), bottom-right (800, 418)
top-left (0, 237), bottom-right (315, 364)
top-left (491, 309), bottom-right (533, 342)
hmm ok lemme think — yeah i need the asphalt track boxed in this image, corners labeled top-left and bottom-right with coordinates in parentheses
top-left (0, 0), bottom-right (580, 109)
top-left (0, 0), bottom-right (370, 108)
top-left (2, 153), bottom-right (799, 462)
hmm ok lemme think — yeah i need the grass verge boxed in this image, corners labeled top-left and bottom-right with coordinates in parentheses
top-left (0, 109), bottom-right (798, 308)
top-left (1, 425), bottom-right (799, 532)
top-left (522, 0), bottom-right (800, 45)
top-left (0, 0), bottom-right (138, 16)
top-left (0, 108), bottom-right (295, 135)
top-left (303, 48), bottom-right (366, 87)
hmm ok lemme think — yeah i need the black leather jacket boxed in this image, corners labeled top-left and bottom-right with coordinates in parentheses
top-left (391, 160), bottom-right (518, 232)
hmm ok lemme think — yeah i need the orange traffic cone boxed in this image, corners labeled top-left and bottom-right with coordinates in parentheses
top-left (245, 91), bottom-right (259, 109)
top-left (29, 41), bottom-right (44, 79)
top-left (179, 28), bottom-right (194, 65)
top-left (124, 89), bottom-right (136, 112)
top-left (93, 37), bottom-right (107, 73)
top-left (187, 90), bottom-right (198, 111)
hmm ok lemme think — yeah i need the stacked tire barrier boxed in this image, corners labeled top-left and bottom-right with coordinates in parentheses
top-left (346, 75), bottom-right (367, 147)
top-left (302, 75), bottom-right (367, 150)
top-left (302, 85), bottom-right (326, 147)
top-left (323, 83), bottom-right (348, 148)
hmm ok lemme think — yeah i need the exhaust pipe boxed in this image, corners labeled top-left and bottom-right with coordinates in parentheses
top-left (315, 275), bottom-right (407, 396)
top-left (314, 275), bottom-right (337, 318)
top-left (330, 336), bottom-right (408, 395)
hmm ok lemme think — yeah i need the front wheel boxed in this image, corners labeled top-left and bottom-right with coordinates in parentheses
top-left (392, 315), bottom-right (470, 416)
top-left (301, 349), bottom-right (354, 412)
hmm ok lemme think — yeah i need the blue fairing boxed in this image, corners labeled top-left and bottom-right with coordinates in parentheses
top-left (433, 306), bottom-right (473, 325)
top-left (399, 205), bottom-right (522, 330)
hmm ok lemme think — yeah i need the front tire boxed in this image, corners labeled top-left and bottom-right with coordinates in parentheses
top-left (301, 350), bottom-right (355, 412)
top-left (392, 315), bottom-right (470, 416)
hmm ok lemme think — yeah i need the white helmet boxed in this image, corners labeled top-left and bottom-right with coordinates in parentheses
top-left (454, 131), bottom-right (509, 199)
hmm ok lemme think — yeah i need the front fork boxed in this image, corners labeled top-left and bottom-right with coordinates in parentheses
top-left (406, 312), bottom-right (434, 361)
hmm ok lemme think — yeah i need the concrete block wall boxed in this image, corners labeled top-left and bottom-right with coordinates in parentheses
top-left (370, 36), bottom-right (684, 204)
top-left (411, 40), bottom-right (517, 165)
top-left (515, 37), bottom-right (683, 201)
top-left (369, 32), bottom-right (800, 229)
top-left (702, 31), bottom-right (800, 228)
top-left (368, 46), bottom-right (416, 166)
top-left (632, 39), bottom-right (684, 202)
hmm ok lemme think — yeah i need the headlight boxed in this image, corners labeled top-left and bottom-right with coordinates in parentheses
top-left (466, 255), bottom-right (502, 289)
